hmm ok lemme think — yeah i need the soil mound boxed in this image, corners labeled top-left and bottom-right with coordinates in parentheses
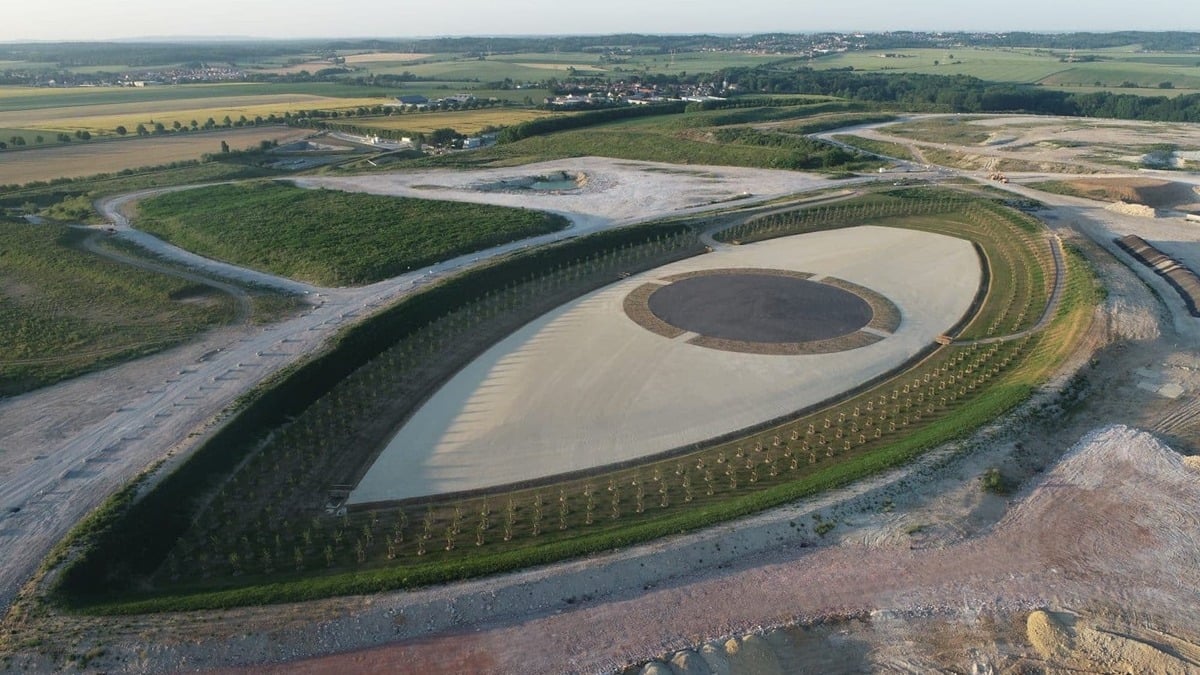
top-left (473, 171), bottom-right (587, 193)
top-left (1054, 177), bottom-right (1200, 209)
top-left (1027, 609), bottom-right (1200, 673)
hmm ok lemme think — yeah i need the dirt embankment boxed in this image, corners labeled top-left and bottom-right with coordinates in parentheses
top-left (1043, 177), bottom-right (1200, 211)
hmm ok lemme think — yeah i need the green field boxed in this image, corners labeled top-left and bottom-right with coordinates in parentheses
top-left (808, 47), bottom-right (1200, 92)
top-left (0, 127), bottom-right (62, 147)
top-left (352, 50), bottom-right (786, 81)
top-left (49, 188), bottom-right (1095, 612)
top-left (0, 83), bottom-right (396, 112)
top-left (383, 85), bottom-right (552, 103)
top-left (807, 48), bottom-right (1073, 82)
top-left (0, 220), bottom-right (237, 396)
top-left (1037, 61), bottom-right (1200, 90)
top-left (1038, 84), bottom-right (1200, 98)
top-left (134, 181), bottom-right (570, 286)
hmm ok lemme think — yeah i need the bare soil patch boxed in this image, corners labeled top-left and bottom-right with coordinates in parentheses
top-left (688, 329), bottom-right (882, 355)
top-left (342, 52), bottom-right (432, 64)
top-left (1044, 177), bottom-right (1200, 209)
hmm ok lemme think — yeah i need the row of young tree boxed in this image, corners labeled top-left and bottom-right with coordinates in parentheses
top-left (718, 194), bottom-right (1055, 340)
top-left (157, 231), bottom-right (701, 585)
top-left (174, 328), bottom-right (1033, 581)
top-left (156, 195), bottom-right (1054, 586)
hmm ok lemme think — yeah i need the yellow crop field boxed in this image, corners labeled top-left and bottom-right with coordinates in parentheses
top-left (0, 94), bottom-right (388, 135)
top-left (248, 62), bottom-right (343, 75)
top-left (341, 52), bottom-right (432, 63)
top-left (353, 108), bottom-right (559, 134)
top-left (0, 126), bottom-right (310, 185)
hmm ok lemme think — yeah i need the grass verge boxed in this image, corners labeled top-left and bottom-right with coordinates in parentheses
top-left (0, 221), bottom-right (236, 396)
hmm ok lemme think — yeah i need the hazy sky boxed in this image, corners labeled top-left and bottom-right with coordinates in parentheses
top-left (5, 0), bottom-right (1199, 42)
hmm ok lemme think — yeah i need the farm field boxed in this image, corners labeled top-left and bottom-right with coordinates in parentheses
top-left (346, 107), bottom-right (560, 135)
top-left (1039, 83), bottom-right (1200, 98)
top-left (350, 50), bottom-right (785, 81)
top-left (342, 52), bottom-right (433, 64)
top-left (1037, 61), bottom-right (1200, 90)
top-left (0, 126), bottom-right (310, 185)
top-left (0, 82), bottom-right (393, 112)
top-left (0, 219), bottom-right (237, 396)
top-left (133, 180), bottom-right (570, 285)
top-left (808, 47), bottom-right (1200, 91)
top-left (246, 52), bottom-right (434, 75)
top-left (0, 92), bottom-right (391, 136)
top-left (809, 48), bottom-right (1070, 83)
top-left (360, 84), bottom-right (552, 103)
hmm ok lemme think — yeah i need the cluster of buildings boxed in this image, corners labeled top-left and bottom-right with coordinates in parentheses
top-left (389, 93), bottom-right (479, 109)
top-left (544, 81), bottom-right (730, 108)
top-left (117, 65), bottom-right (246, 85)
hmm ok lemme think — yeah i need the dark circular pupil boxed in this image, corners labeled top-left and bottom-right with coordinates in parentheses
top-left (646, 274), bottom-right (873, 343)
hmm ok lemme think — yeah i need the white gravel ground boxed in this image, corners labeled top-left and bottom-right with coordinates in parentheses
top-left (351, 225), bottom-right (981, 503)
top-left (294, 157), bottom-right (854, 230)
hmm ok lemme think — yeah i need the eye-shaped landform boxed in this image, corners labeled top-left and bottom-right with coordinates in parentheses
top-left (350, 225), bottom-right (982, 505)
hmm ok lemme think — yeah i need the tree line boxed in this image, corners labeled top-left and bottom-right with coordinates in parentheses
top-left (716, 67), bottom-right (1200, 122)
top-left (497, 102), bottom-right (687, 143)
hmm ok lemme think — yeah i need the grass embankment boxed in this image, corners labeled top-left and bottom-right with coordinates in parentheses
top-left (0, 156), bottom-right (284, 220)
top-left (879, 117), bottom-right (992, 145)
top-left (51, 189), bottom-right (1092, 613)
top-left (718, 190), bottom-right (1055, 340)
top-left (831, 134), bottom-right (918, 161)
top-left (134, 181), bottom-right (570, 286)
top-left (773, 113), bottom-right (898, 135)
top-left (0, 221), bottom-right (236, 396)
